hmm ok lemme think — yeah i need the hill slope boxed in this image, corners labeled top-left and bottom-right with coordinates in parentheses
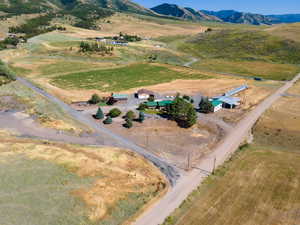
top-left (150, 3), bottom-right (219, 21)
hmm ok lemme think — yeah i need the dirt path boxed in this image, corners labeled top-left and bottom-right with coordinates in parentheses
top-left (133, 73), bottom-right (300, 225)
top-left (183, 57), bottom-right (199, 67)
top-left (15, 76), bottom-right (180, 186)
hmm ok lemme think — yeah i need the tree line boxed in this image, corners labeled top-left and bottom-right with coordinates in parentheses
top-left (79, 42), bottom-right (114, 55)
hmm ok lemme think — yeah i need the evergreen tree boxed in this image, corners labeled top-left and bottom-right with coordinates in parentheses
top-left (88, 94), bottom-right (101, 104)
top-left (95, 107), bottom-right (104, 119)
top-left (138, 111), bottom-right (145, 123)
top-left (103, 116), bottom-right (112, 124)
top-left (199, 97), bottom-right (214, 113)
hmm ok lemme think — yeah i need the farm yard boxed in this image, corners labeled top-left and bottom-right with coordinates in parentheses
top-left (162, 75), bottom-right (300, 225)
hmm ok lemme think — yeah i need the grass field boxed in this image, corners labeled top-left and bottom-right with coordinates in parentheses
top-left (51, 63), bottom-right (210, 92)
top-left (157, 29), bottom-right (300, 81)
top-left (163, 83), bottom-right (300, 225)
top-left (192, 59), bottom-right (300, 81)
top-left (266, 23), bottom-right (300, 43)
top-left (0, 135), bottom-right (166, 225)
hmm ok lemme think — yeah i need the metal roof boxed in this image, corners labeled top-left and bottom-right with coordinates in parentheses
top-left (218, 96), bottom-right (240, 105)
top-left (210, 100), bottom-right (222, 107)
top-left (225, 85), bottom-right (248, 97)
top-left (112, 93), bottom-right (128, 99)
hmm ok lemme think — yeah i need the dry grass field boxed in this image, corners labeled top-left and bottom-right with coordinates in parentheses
top-left (265, 23), bottom-right (300, 42)
top-left (0, 132), bottom-right (166, 225)
top-left (63, 13), bottom-right (206, 39)
top-left (163, 76), bottom-right (300, 225)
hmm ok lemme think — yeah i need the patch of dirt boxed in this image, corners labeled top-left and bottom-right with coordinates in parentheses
top-left (107, 118), bottom-right (222, 169)
top-left (0, 95), bottom-right (26, 111)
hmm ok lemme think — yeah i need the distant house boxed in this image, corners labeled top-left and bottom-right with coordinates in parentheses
top-left (210, 99), bottom-right (223, 112)
top-left (111, 93), bottom-right (128, 101)
top-left (136, 89), bottom-right (155, 100)
top-left (110, 41), bottom-right (128, 46)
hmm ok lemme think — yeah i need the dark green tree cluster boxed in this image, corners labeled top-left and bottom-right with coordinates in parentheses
top-left (165, 95), bottom-right (197, 128)
top-left (79, 42), bottom-right (113, 55)
top-left (88, 94), bottom-right (101, 104)
top-left (199, 97), bottom-right (214, 113)
top-left (113, 32), bottom-right (142, 42)
top-left (94, 107), bottom-right (104, 120)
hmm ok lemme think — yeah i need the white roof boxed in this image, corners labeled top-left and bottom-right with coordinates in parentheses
top-left (218, 96), bottom-right (240, 105)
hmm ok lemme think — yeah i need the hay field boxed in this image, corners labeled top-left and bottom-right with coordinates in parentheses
top-left (265, 23), bottom-right (300, 42)
top-left (0, 134), bottom-right (166, 225)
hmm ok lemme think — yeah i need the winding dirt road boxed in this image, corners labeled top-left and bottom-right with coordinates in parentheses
top-left (133, 73), bottom-right (300, 225)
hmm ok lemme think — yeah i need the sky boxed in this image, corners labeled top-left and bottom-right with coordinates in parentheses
top-left (132, 0), bottom-right (300, 15)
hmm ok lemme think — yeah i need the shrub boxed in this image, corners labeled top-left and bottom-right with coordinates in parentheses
top-left (103, 116), bottom-right (112, 124)
top-left (108, 108), bottom-right (121, 118)
top-left (88, 94), bottom-right (101, 104)
top-left (0, 60), bottom-right (16, 81)
top-left (138, 103), bottom-right (148, 111)
top-left (124, 110), bottom-right (136, 120)
top-left (123, 118), bottom-right (133, 128)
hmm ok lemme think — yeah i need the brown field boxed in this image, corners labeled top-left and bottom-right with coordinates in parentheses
top-left (107, 118), bottom-right (222, 169)
top-left (64, 13), bottom-right (206, 39)
top-left (265, 23), bottom-right (300, 42)
top-left (163, 74), bottom-right (300, 225)
top-left (0, 13), bottom-right (40, 38)
top-left (0, 133), bottom-right (167, 224)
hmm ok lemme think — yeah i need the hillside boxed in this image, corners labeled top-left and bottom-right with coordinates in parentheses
top-left (150, 3), bottom-right (219, 21)
top-left (202, 10), bottom-right (273, 25)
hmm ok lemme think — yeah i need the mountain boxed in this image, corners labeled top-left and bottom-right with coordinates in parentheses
top-left (201, 10), bottom-right (273, 25)
top-left (268, 14), bottom-right (300, 24)
top-left (150, 3), bottom-right (220, 21)
top-left (0, 0), bottom-right (154, 15)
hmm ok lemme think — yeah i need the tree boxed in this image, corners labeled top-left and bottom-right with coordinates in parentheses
top-left (166, 95), bottom-right (197, 128)
top-left (186, 106), bottom-right (197, 128)
top-left (103, 116), bottom-right (112, 124)
top-left (107, 97), bottom-right (117, 105)
top-left (124, 110), bottom-right (136, 120)
top-left (199, 97), bottom-right (213, 113)
top-left (138, 103), bottom-right (148, 111)
top-left (88, 94), bottom-right (101, 104)
top-left (138, 111), bottom-right (145, 123)
top-left (123, 118), bottom-right (133, 128)
top-left (148, 95), bottom-right (155, 102)
top-left (95, 107), bottom-right (104, 119)
top-left (108, 108), bottom-right (122, 118)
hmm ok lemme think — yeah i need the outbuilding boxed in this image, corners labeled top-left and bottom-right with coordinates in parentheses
top-left (210, 100), bottom-right (223, 112)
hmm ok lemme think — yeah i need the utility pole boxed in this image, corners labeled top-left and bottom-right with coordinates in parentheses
top-left (212, 155), bottom-right (216, 175)
top-left (187, 152), bottom-right (191, 171)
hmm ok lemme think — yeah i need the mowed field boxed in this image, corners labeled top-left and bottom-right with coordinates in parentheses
top-left (163, 77), bottom-right (300, 225)
top-left (0, 132), bottom-right (166, 225)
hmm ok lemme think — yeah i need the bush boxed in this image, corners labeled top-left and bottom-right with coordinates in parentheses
top-left (103, 116), bottom-right (112, 124)
top-left (138, 103), bottom-right (148, 111)
top-left (123, 118), bottom-right (133, 129)
top-left (108, 108), bottom-right (121, 118)
top-left (124, 110), bottom-right (136, 120)
top-left (0, 60), bottom-right (16, 81)
top-left (88, 94), bottom-right (101, 104)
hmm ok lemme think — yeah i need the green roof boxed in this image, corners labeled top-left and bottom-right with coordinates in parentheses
top-left (210, 100), bottom-right (222, 107)
top-left (157, 100), bottom-right (173, 107)
top-left (112, 93), bottom-right (128, 99)
top-left (145, 100), bottom-right (173, 107)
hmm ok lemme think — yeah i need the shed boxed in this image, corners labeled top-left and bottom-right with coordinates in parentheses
top-left (225, 85), bottom-right (248, 97)
top-left (112, 93), bottom-right (128, 101)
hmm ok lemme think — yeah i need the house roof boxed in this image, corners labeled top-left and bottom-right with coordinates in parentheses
top-left (145, 100), bottom-right (173, 107)
top-left (137, 89), bottom-right (154, 95)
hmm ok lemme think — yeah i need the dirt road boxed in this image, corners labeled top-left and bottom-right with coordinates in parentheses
top-left (15, 77), bottom-right (180, 186)
top-left (133, 73), bottom-right (300, 225)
